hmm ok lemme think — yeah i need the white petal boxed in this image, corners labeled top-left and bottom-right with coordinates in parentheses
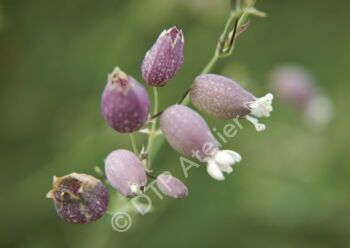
top-left (207, 160), bottom-right (225, 181)
top-left (248, 93), bottom-right (274, 118)
top-left (130, 184), bottom-right (140, 195)
top-left (218, 163), bottom-right (233, 173)
top-left (220, 150), bottom-right (242, 163)
top-left (214, 150), bottom-right (236, 165)
top-left (245, 115), bottom-right (266, 132)
top-left (216, 150), bottom-right (241, 173)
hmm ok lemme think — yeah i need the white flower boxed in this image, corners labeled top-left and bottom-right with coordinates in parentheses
top-left (206, 150), bottom-right (242, 181)
top-left (245, 93), bottom-right (274, 132)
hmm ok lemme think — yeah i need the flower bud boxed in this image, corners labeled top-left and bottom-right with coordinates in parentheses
top-left (46, 173), bottom-right (109, 224)
top-left (141, 26), bottom-right (184, 86)
top-left (105, 149), bottom-right (147, 197)
top-left (190, 74), bottom-right (274, 132)
top-left (156, 173), bottom-right (188, 199)
top-left (303, 94), bottom-right (333, 127)
top-left (269, 65), bottom-right (315, 110)
top-left (160, 104), bottom-right (241, 181)
top-left (269, 65), bottom-right (333, 127)
top-left (101, 67), bottom-right (150, 133)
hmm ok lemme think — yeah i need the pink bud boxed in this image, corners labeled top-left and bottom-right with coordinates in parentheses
top-left (269, 65), bottom-right (333, 127)
top-left (141, 27), bottom-right (184, 86)
top-left (160, 105), bottom-right (241, 181)
top-left (46, 173), bottom-right (109, 224)
top-left (269, 65), bottom-right (315, 110)
top-left (101, 67), bottom-right (150, 133)
top-left (191, 74), bottom-right (274, 132)
top-left (156, 173), bottom-right (188, 199)
top-left (105, 149), bottom-right (147, 197)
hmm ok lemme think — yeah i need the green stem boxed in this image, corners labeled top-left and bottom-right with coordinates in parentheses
top-left (180, 10), bottom-right (237, 105)
top-left (129, 133), bottom-right (139, 155)
top-left (144, 2), bottom-right (259, 168)
top-left (201, 54), bottom-right (220, 75)
top-left (221, 11), bottom-right (236, 45)
top-left (152, 87), bottom-right (159, 118)
top-left (181, 53), bottom-right (219, 105)
top-left (146, 87), bottom-right (159, 170)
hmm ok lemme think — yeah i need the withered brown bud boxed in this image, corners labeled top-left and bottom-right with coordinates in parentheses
top-left (46, 173), bottom-right (109, 224)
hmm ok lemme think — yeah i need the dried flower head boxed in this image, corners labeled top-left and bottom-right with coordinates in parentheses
top-left (46, 173), bottom-right (109, 224)
top-left (160, 104), bottom-right (241, 181)
top-left (190, 74), bottom-right (273, 131)
top-left (101, 67), bottom-right (150, 133)
top-left (141, 26), bottom-right (184, 86)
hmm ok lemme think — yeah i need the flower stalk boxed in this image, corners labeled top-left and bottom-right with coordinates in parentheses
top-left (145, 87), bottom-right (159, 170)
top-left (129, 133), bottom-right (139, 155)
top-left (180, 0), bottom-right (264, 105)
top-left (142, 0), bottom-right (265, 168)
top-left (48, 0), bottom-right (269, 225)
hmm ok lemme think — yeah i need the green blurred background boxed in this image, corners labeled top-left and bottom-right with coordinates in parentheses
top-left (1, 0), bottom-right (349, 247)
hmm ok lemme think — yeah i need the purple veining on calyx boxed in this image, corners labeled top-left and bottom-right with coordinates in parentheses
top-left (105, 149), bottom-right (147, 197)
top-left (141, 26), bottom-right (184, 86)
top-left (190, 74), bottom-right (273, 132)
top-left (160, 104), bottom-right (218, 159)
top-left (191, 74), bottom-right (255, 119)
top-left (160, 104), bottom-right (242, 180)
top-left (156, 173), bottom-right (188, 199)
top-left (101, 67), bottom-right (150, 133)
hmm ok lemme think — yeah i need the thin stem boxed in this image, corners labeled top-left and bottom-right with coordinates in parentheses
top-left (146, 173), bottom-right (157, 180)
top-left (201, 53), bottom-right (220, 75)
top-left (151, 110), bottom-right (163, 120)
top-left (221, 11), bottom-right (236, 46)
top-left (179, 10), bottom-right (237, 105)
top-left (152, 87), bottom-right (159, 117)
top-left (143, 2), bottom-right (261, 169)
top-left (146, 87), bottom-right (159, 169)
top-left (129, 133), bottom-right (139, 155)
top-left (180, 53), bottom-right (219, 105)
top-left (178, 87), bottom-right (193, 105)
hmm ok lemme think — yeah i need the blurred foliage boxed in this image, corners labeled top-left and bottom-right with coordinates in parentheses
top-left (0, 0), bottom-right (349, 247)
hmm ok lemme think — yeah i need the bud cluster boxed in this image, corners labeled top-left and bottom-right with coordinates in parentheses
top-left (47, 3), bottom-right (277, 226)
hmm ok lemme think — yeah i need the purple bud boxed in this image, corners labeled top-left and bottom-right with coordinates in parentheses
top-left (46, 173), bottom-right (109, 224)
top-left (105, 149), bottom-right (147, 197)
top-left (101, 67), bottom-right (150, 133)
top-left (141, 26), bottom-right (184, 86)
top-left (190, 74), bottom-right (274, 132)
top-left (156, 173), bottom-right (188, 199)
top-left (269, 65), bottom-right (333, 127)
top-left (269, 65), bottom-right (315, 110)
top-left (160, 105), bottom-right (241, 181)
